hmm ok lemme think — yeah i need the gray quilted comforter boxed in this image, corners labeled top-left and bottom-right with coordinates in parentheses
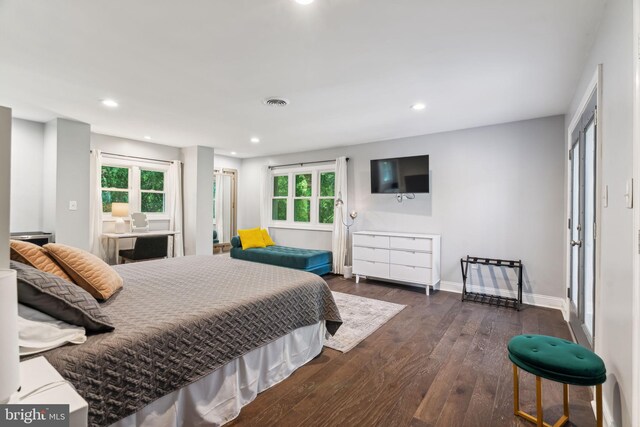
top-left (42, 255), bottom-right (342, 427)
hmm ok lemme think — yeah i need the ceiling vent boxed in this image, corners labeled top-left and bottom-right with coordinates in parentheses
top-left (263, 97), bottom-right (290, 107)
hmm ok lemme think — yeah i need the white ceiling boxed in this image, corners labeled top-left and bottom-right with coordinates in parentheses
top-left (0, 0), bottom-right (605, 158)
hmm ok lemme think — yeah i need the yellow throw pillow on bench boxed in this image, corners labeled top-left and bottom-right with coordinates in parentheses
top-left (261, 229), bottom-right (276, 246)
top-left (238, 227), bottom-right (266, 250)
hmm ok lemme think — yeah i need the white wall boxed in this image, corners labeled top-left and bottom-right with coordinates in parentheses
top-left (10, 119), bottom-right (44, 232)
top-left (566, 0), bottom-right (634, 425)
top-left (0, 107), bottom-right (12, 268)
top-left (214, 154), bottom-right (241, 171)
top-left (91, 133), bottom-right (181, 162)
top-left (240, 115), bottom-right (566, 300)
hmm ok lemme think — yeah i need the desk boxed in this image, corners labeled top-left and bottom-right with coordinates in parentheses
top-left (102, 230), bottom-right (180, 264)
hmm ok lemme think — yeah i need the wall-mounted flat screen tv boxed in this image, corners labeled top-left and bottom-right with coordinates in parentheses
top-left (370, 155), bottom-right (429, 193)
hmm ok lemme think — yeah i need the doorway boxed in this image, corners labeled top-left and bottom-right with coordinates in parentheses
top-left (568, 89), bottom-right (597, 349)
top-left (213, 168), bottom-right (237, 251)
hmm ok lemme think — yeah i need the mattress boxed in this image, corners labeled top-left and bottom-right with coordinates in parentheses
top-left (38, 255), bottom-right (342, 427)
top-left (230, 245), bottom-right (332, 271)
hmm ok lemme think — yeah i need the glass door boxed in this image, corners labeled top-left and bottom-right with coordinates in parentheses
top-left (569, 90), bottom-right (597, 349)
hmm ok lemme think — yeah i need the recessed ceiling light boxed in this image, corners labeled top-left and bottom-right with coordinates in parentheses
top-left (144, 135), bottom-right (152, 140)
top-left (295, 0), bottom-right (314, 4)
top-left (411, 103), bottom-right (426, 111)
top-left (101, 99), bottom-right (119, 108)
top-left (250, 137), bottom-right (260, 143)
top-left (231, 151), bottom-right (237, 155)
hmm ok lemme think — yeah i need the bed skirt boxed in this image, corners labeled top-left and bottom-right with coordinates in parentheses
top-left (110, 321), bottom-right (325, 427)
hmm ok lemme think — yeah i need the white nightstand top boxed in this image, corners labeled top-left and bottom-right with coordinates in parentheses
top-left (16, 356), bottom-right (88, 427)
top-left (353, 230), bottom-right (441, 239)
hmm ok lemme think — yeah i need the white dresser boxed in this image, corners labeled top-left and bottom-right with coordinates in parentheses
top-left (352, 231), bottom-right (441, 295)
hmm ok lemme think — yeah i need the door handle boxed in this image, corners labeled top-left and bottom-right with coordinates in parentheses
top-left (570, 240), bottom-right (582, 247)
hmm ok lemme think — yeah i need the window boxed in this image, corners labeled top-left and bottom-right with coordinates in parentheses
top-left (270, 166), bottom-right (335, 228)
top-left (101, 162), bottom-right (167, 216)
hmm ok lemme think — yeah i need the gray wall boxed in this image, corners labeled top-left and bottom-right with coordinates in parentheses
top-left (91, 133), bottom-right (181, 161)
top-left (53, 119), bottom-right (91, 250)
top-left (182, 146), bottom-right (214, 255)
top-left (0, 107), bottom-right (12, 268)
top-left (10, 119), bottom-right (44, 232)
top-left (566, 0), bottom-right (634, 424)
top-left (240, 115), bottom-right (566, 299)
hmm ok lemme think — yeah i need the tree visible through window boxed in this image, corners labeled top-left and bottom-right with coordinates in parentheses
top-left (272, 175), bottom-right (288, 221)
top-left (140, 170), bottom-right (165, 213)
top-left (294, 174), bottom-right (312, 222)
top-left (101, 166), bottom-right (129, 212)
top-left (319, 172), bottom-right (335, 224)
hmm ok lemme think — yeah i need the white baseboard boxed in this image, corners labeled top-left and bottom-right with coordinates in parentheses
top-left (592, 395), bottom-right (616, 427)
top-left (439, 281), bottom-right (565, 311)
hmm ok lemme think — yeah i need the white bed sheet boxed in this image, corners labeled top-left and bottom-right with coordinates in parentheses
top-left (110, 321), bottom-right (325, 427)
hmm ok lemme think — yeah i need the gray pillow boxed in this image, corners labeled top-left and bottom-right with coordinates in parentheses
top-left (11, 261), bottom-right (115, 333)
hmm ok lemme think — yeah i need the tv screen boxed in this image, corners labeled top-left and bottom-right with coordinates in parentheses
top-left (370, 155), bottom-right (429, 193)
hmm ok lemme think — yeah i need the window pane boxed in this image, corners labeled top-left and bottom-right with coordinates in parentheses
top-left (294, 199), bottom-right (310, 222)
top-left (101, 166), bottom-right (128, 189)
top-left (295, 174), bottom-right (312, 197)
top-left (273, 176), bottom-right (288, 197)
top-left (141, 192), bottom-right (165, 213)
top-left (141, 170), bottom-right (164, 191)
top-left (320, 172), bottom-right (335, 197)
top-left (272, 199), bottom-right (287, 221)
top-left (102, 191), bottom-right (128, 213)
top-left (319, 199), bottom-right (334, 224)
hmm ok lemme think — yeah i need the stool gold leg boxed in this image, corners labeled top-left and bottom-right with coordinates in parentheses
top-left (563, 383), bottom-right (569, 418)
top-left (596, 384), bottom-right (603, 427)
top-left (513, 364), bottom-right (520, 415)
top-left (536, 376), bottom-right (543, 427)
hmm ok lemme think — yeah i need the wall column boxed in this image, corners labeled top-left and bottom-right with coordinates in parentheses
top-left (182, 146), bottom-right (214, 255)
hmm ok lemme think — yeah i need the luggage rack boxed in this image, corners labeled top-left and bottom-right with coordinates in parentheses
top-left (460, 256), bottom-right (523, 310)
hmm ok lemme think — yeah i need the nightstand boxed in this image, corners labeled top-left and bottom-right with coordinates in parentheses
top-left (14, 357), bottom-right (88, 427)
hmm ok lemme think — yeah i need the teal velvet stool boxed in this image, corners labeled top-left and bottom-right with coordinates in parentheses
top-left (508, 334), bottom-right (606, 427)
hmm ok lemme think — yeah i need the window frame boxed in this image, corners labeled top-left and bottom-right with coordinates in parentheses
top-left (101, 158), bottom-right (169, 220)
top-left (269, 164), bottom-right (335, 231)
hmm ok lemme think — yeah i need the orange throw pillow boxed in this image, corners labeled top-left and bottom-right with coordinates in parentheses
top-left (10, 240), bottom-right (72, 282)
top-left (44, 243), bottom-right (123, 301)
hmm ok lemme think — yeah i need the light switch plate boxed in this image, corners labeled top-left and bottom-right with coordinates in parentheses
top-left (603, 185), bottom-right (608, 208)
top-left (69, 201), bottom-right (77, 211)
top-left (625, 179), bottom-right (633, 209)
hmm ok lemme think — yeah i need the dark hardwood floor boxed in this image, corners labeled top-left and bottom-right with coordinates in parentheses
top-left (228, 275), bottom-right (596, 427)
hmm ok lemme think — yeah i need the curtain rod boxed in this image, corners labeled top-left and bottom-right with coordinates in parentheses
top-left (95, 150), bottom-right (178, 165)
top-left (268, 157), bottom-right (349, 170)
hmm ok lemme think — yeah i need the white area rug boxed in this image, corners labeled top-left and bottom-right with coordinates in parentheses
top-left (324, 291), bottom-right (406, 353)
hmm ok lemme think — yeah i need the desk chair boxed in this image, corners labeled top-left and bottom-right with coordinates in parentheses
top-left (119, 235), bottom-right (168, 263)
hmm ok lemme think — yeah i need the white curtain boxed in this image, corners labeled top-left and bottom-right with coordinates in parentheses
top-left (89, 150), bottom-right (107, 260)
top-left (167, 160), bottom-right (184, 257)
top-left (332, 157), bottom-right (348, 274)
top-left (214, 174), bottom-right (224, 242)
top-left (259, 165), bottom-right (271, 228)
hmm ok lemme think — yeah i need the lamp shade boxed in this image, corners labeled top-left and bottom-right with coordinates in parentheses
top-left (0, 269), bottom-right (19, 403)
top-left (111, 202), bottom-right (129, 218)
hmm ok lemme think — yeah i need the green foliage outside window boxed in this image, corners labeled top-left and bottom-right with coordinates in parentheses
top-left (294, 199), bottom-right (310, 222)
top-left (272, 199), bottom-right (287, 221)
top-left (141, 170), bottom-right (164, 191)
top-left (102, 191), bottom-right (128, 213)
top-left (319, 199), bottom-right (334, 224)
top-left (320, 172), bottom-right (335, 197)
top-left (295, 174), bottom-right (312, 197)
top-left (141, 193), bottom-right (164, 213)
top-left (273, 176), bottom-right (288, 197)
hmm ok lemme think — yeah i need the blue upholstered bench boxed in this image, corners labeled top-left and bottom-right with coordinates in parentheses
top-left (229, 236), bottom-right (332, 275)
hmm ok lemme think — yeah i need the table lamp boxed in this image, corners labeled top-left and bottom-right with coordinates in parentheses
top-left (111, 202), bottom-right (129, 234)
top-left (0, 269), bottom-right (19, 403)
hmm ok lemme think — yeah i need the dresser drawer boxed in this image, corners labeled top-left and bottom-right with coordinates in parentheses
top-left (390, 264), bottom-right (431, 284)
top-left (353, 246), bottom-right (389, 263)
top-left (353, 234), bottom-right (390, 249)
top-left (353, 259), bottom-right (389, 279)
top-left (390, 236), bottom-right (432, 252)
top-left (390, 250), bottom-right (432, 268)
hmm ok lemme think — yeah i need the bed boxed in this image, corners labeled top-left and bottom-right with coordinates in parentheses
top-left (37, 255), bottom-right (342, 427)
